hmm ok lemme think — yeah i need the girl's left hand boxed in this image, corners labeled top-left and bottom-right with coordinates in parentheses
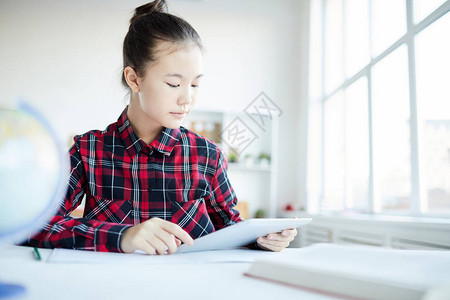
top-left (256, 228), bottom-right (297, 252)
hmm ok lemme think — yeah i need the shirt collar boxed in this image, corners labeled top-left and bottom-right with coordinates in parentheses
top-left (117, 106), bottom-right (181, 159)
top-left (149, 127), bottom-right (181, 156)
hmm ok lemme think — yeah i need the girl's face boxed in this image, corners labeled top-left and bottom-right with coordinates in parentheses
top-left (135, 45), bottom-right (203, 130)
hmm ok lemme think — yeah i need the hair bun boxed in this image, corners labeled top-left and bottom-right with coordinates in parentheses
top-left (130, 0), bottom-right (169, 24)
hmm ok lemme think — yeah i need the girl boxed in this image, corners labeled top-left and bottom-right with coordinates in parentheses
top-left (25, 0), bottom-right (297, 255)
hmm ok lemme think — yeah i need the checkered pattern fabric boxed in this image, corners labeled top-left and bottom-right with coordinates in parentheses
top-left (23, 106), bottom-right (241, 252)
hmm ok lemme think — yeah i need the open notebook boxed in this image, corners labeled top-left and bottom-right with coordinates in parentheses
top-left (245, 243), bottom-right (450, 300)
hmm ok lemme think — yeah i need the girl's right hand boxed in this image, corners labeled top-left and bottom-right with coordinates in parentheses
top-left (120, 217), bottom-right (194, 255)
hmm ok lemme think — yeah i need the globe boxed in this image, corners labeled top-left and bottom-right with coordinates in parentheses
top-left (0, 101), bottom-right (69, 297)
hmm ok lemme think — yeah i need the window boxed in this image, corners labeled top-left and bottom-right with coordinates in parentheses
top-left (415, 11), bottom-right (450, 213)
top-left (372, 45), bottom-right (411, 211)
top-left (307, 0), bottom-right (450, 216)
top-left (345, 77), bottom-right (370, 210)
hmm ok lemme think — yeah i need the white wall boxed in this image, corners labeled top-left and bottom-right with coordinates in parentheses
top-left (0, 0), bottom-right (310, 212)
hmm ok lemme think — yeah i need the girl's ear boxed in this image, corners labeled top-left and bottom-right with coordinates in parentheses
top-left (124, 66), bottom-right (140, 93)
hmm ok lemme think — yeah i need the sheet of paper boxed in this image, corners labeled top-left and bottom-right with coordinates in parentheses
top-left (47, 247), bottom-right (283, 264)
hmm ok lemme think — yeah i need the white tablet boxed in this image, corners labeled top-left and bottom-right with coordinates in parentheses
top-left (177, 218), bottom-right (312, 253)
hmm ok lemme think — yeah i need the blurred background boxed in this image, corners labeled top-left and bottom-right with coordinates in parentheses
top-left (1, 0), bottom-right (449, 247)
top-left (0, 0), bottom-right (309, 221)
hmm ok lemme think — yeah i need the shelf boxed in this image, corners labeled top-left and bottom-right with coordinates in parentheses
top-left (183, 109), bottom-right (279, 218)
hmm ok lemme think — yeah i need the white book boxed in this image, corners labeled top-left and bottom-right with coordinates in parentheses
top-left (245, 243), bottom-right (450, 300)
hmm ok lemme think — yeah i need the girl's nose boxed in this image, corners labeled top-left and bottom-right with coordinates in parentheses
top-left (178, 87), bottom-right (193, 106)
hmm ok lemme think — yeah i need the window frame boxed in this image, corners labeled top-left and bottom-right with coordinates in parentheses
top-left (308, 0), bottom-right (450, 217)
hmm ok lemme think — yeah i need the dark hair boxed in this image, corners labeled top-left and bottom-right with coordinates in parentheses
top-left (121, 0), bottom-right (204, 90)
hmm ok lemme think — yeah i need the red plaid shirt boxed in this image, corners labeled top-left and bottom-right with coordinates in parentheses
top-left (24, 107), bottom-right (241, 252)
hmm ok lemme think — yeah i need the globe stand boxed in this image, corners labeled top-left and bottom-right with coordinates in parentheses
top-left (0, 282), bottom-right (26, 298)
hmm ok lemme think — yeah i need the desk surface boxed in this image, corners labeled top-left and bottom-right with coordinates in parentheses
top-left (0, 245), bottom-right (338, 300)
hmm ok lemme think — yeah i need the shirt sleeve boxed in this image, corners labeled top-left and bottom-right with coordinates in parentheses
top-left (205, 148), bottom-right (242, 230)
top-left (21, 141), bottom-right (131, 252)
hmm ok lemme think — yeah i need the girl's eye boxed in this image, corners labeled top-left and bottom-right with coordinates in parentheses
top-left (166, 83), bottom-right (180, 88)
top-left (191, 85), bottom-right (199, 88)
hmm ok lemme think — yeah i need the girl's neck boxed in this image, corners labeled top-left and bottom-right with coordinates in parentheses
top-left (127, 95), bottom-right (163, 145)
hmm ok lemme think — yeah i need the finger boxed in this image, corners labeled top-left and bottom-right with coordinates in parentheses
top-left (258, 237), bottom-right (289, 248)
top-left (258, 242), bottom-right (285, 252)
top-left (160, 221), bottom-right (194, 246)
top-left (175, 238), bottom-right (182, 247)
top-left (256, 239), bottom-right (284, 252)
top-left (282, 228), bottom-right (297, 237)
top-left (145, 234), bottom-right (168, 255)
top-left (266, 233), bottom-right (295, 243)
top-left (154, 231), bottom-right (177, 254)
top-left (255, 242), bottom-right (274, 252)
top-left (257, 237), bottom-right (289, 251)
top-left (137, 240), bottom-right (157, 255)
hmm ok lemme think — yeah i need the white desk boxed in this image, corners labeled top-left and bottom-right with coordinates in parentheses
top-left (0, 245), bottom-right (338, 300)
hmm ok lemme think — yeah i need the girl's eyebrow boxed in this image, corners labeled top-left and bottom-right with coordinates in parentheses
top-left (165, 73), bottom-right (204, 79)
